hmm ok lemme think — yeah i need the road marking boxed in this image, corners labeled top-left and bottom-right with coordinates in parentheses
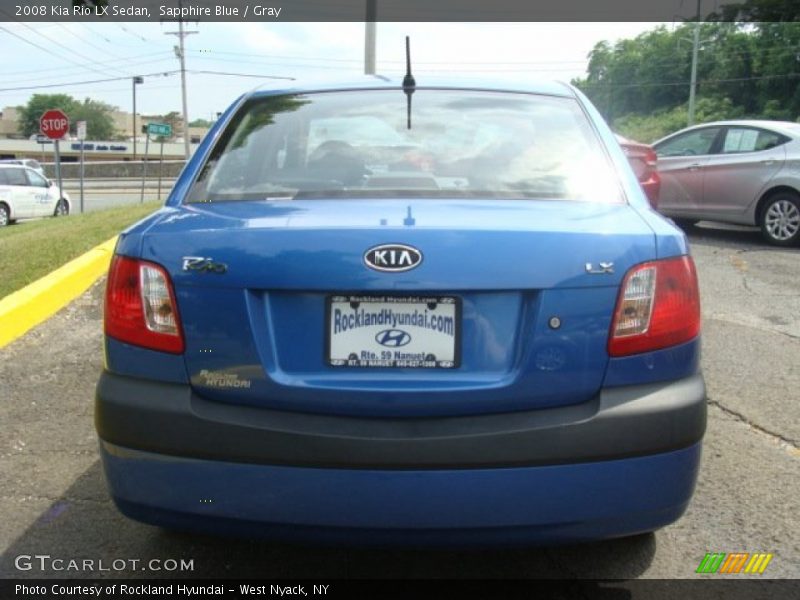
top-left (0, 236), bottom-right (117, 348)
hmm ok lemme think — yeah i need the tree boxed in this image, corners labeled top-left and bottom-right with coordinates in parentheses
top-left (189, 118), bottom-right (212, 128)
top-left (17, 93), bottom-right (118, 139)
top-left (614, 97), bottom-right (745, 143)
top-left (573, 21), bottom-right (800, 132)
top-left (162, 111), bottom-right (184, 139)
top-left (573, 26), bottom-right (694, 121)
top-left (71, 98), bottom-right (117, 140)
top-left (17, 94), bottom-right (77, 137)
top-left (714, 0), bottom-right (800, 21)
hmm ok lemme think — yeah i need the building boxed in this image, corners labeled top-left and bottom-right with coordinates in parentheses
top-left (0, 106), bottom-right (209, 144)
top-left (0, 107), bottom-right (22, 138)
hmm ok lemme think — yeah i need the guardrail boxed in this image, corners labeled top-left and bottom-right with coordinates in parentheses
top-left (41, 160), bottom-right (187, 180)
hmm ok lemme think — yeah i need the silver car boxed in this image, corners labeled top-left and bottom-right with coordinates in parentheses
top-left (654, 120), bottom-right (800, 246)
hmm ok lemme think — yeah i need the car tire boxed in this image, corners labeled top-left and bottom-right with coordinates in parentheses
top-left (54, 199), bottom-right (69, 217)
top-left (0, 203), bottom-right (9, 227)
top-left (760, 192), bottom-right (800, 246)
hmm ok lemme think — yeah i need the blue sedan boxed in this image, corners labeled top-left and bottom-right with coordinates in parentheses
top-left (96, 76), bottom-right (705, 545)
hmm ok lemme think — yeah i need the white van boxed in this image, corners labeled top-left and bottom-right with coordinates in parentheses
top-left (0, 164), bottom-right (71, 226)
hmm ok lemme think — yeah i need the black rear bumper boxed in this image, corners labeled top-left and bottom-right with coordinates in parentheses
top-left (95, 371), bottom-right (706, 469)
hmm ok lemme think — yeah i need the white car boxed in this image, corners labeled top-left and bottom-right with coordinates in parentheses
top-left (0, 158), bottom-right (46, 174)
top-left (0, 164), bottom-right (71, 226)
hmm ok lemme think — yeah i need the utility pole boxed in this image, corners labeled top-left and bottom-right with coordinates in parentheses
top-left (687, 0), bottom-right (702, 126)
top-left (132, 76), bottom-right (143, 159)
top-left (365, 0), bottom-right (376, 75)
top-left (164, 0), bottom-right (196, 159)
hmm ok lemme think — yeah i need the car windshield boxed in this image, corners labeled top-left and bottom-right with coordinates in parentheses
top-left (187, 89), bottom-right (621, 203)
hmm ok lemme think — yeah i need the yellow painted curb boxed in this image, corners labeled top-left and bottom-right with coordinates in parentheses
top-left (0, 236), bottom-right (118, 349)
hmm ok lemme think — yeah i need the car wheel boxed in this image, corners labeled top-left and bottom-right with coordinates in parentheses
top-left (0, 203), bottom-right (9, 227)
top-left (54, 199), bottom-right (69, 217)
top-left (760, 193), bottom-right (800, 246)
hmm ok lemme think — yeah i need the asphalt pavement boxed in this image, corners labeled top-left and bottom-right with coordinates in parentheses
top-left (60, 179), bottom-right (177, 213)
top-left (0, 222), bottom-right (798, 580)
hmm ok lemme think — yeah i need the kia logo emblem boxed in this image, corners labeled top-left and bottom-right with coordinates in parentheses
top-left (364, 244), bottom-right (422, 272)
top-left (375, 329), bottom-right (412, 347)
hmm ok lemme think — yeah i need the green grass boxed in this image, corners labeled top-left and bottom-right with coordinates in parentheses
top-left (0, 202), bottom-right (162, 299)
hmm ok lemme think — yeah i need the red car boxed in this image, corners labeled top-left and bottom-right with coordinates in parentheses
top-left (617, 134), bottom-right (660, 209)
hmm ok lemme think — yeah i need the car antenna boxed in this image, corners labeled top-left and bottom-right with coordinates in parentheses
top-left (402, 35), bottom-right (415, 130)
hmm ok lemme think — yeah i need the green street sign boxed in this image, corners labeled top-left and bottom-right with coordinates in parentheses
top-left (147, 122), bottom-right (172, 137)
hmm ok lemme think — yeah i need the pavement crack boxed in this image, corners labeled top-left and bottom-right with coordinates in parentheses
top-left (773, 329), bottom-right (800, 341)
top-left (708, 400), bottom-right (800, 455)
top-left (742, 276), bottom-right (753, 293)
top-left (705, 315), bottom-right (800, 340)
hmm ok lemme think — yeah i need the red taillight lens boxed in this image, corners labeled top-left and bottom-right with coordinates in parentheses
top-left (105, 255), bottom-right (184, 354)
top-left (644, 147), bottom-right (658, 169)
top-left (608, 256), bottom-right (700, 357)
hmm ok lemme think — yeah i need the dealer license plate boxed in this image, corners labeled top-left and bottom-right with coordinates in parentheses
top-left (327, 295), bottom-right (460, 368)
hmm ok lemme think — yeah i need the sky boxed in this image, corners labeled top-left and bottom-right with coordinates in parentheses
top-left (0, 22), bottom-right (666, 122)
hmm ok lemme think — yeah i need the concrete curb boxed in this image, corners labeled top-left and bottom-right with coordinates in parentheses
top-left (0, 236), bottom-right (118, 349)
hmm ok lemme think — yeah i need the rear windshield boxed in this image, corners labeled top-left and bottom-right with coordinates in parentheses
top-left (187, 89), bottom-right (621, 203)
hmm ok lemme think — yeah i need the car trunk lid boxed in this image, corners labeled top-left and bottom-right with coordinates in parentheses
top-left (140, 199), bottom-right (656, 417)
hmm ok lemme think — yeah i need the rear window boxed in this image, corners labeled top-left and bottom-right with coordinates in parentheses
top-left (188, 89), bottom-right (621, 203)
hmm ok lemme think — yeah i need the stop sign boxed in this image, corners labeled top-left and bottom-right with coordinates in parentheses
top-left (39, 109), bottom-right (70, 140)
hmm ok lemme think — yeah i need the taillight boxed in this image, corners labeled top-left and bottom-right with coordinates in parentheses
top-left (644, 147), bottom-right (658, 170)
top-left (105, 255), bottom-right (184, 354)
top-left (608, 256), bottom-right (700, 357)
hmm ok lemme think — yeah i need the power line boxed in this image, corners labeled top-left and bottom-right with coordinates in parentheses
top-left (0, 26), bottom-right (72, 67)
top-left (187, 70), bottom-right (294, 80)
top-left (579, 72), bottom-right (800, 90)
top-left (0, 16), bottom-right (125, 79)
top-left (1, 56), bottom-right (176, 86)
top-left (184, 39), bottom-right (800, 70)
top-left (163, 1), bottom-right (198, 159)
top-left (118, 24), bottom-right (149, 42)
top-left (0, 51), bottom-right (171, 78)
top-left (180, 45), bottom-right (800, 80)
top-left (0, 71), bottom-right (181, 93)
top-left (0, 69), bottom-right (295, 92)
top-left (4, 66), bottom-right (794, 95)
top-left (71, 83), bottom-right (181, 96)
top-left (578, 43), bottom-right (800, 78)
top-left (188, 54), bottom-right (355, 71)
top-left (185, 48), bottom-right (593, 66)
top-left (54, 22), bottom-right (125, 61)
top-left (0, 68), bottom-right (297, 93)
top-left (187, 53), bottom-right (578, 72)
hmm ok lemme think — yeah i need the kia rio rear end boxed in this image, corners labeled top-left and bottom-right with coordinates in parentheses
top-left (96, 78), bottom-right (706, 545)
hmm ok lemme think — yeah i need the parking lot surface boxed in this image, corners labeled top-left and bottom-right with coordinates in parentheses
top-left (1, 222), bottom-right (798, 579)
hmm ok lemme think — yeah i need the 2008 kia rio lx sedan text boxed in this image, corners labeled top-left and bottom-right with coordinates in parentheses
top-left (95, 76), bottom-right (706, 545)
